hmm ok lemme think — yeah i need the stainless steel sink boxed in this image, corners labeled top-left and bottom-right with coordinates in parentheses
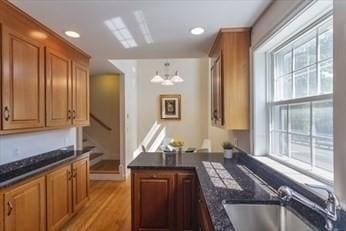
top-left (223, 203), bottom-right (314, 231)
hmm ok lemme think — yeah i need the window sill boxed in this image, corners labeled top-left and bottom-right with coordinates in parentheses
top-left (254, 155), bottom-right (333, 187)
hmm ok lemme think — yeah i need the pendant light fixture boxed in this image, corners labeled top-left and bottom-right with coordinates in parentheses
top-left (171, 71), bottom-right (184, 83)
top-left (150, 71), bottom-right (164, 83)
top-left (150, 62), bottom-right (183, 86)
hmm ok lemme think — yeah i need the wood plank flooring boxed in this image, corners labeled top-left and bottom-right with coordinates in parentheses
top-left (90, 160), bottom-right (120, 174)
top-left (63, 179), bottom-right (131, 231)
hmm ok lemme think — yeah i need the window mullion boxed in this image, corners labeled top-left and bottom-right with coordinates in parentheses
top-left (287, 104), bottom-right (291, 158)
top-left (316, 27), bottom-right (321, 95)
top-left (292, 47), bottom-right (295, 99)
top-left (310, 102), bottom-right (315, 169)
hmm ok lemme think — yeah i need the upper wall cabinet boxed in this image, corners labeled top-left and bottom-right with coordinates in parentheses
top-left (1, 26), bottom-right (45, 130)
top-left (0, 1), bottom-right (90, 135)
top-left (46, 48), bottom-right (72, 128)
top-left (209, 28), bottom-right (250, 130)
top-left (72, 62), bottom-right (89, 126)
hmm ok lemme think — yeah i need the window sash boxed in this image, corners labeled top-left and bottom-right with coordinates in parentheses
top-left (268, 15), bottom-right (333, 173)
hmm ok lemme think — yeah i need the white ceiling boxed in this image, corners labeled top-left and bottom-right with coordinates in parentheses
top-left (10, 0), bottom-right (271, 74)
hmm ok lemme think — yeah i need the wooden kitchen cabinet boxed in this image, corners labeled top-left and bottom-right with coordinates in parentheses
top-left (209, 28), bottom-right (250, 130)
top-left (46, 48), bottom-right (72, 128)
top-left (210, 53), bottom-right (224, 127)
top-left (72, 62), bottom-right (89, 126)
top-left (1, 26), bottom-right (45, 131)
top-left (46, 165), bottom-right (73, 230)
top-left (4, 177), bottom-right (46, 231)
top-left (131, 170), bottom-right (199, 231)
top-left (197, 186), bottom-right (213, 231)
top-left (177, 172), bottom-right (197, 231)
top-left (72, 158), bottom-right (89, 213)
top-left (0, 193), bottom-right (3, 231)
top-left (132, 171), bottom-right (176, 231)
top-left (0, 1), bottom-right (90, 134)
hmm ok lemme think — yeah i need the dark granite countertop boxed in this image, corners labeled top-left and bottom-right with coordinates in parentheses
top-left (128, 152), bottom-right (279, 230)
top-left (128, 152), bottom-right (344, 231)
top-left (0, 146), bottom-right (91, 189)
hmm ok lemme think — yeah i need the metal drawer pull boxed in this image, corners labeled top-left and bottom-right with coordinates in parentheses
top-left (68, 170), bottom-right (72, 180)
top-left (67, 110), bottom-right (72, 119)
top-left (73, 169), bottom-right (77, 178)
top-left (73, 110), bottom-right (76, 119)
top-left (3, 106), bottom-right (10, 121)
top-left (7, 201), bottom-right (13, 216)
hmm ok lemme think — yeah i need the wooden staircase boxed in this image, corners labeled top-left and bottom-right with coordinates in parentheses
top-left (83, 138), bottom-right (119, 174)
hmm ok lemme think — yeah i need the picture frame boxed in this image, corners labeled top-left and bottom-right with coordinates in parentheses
top-left (160, 94), bottom-right (181, 120)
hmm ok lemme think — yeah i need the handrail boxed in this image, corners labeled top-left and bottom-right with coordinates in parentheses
top-left (90, 113), bottom-right (112, 131)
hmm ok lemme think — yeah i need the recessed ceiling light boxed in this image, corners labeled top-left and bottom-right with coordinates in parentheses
top-left (64, 30), bottom-right (80, 38)
top-left (190, 27), bottom-right (205, 35)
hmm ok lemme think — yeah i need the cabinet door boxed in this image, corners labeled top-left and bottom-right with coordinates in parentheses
top-left (177, 173), bottom-right (196, 231)
top-left (72, 158), bottom-right (89, 212)
top-left (72, 62), bottom-right (89, 126)
top-left (211, 54), bottom-right (223, 127)
top-left (2, 26), bottom-right (45, 130)
top-left (0, 193), bottom-right (3, 231)
top-left (132, 171), bottom-right (176, 231)
top-left (46, 48), bottom-right (72, 127)
top-left (47, 165), bottom-right (72, 230)
top-left (197, 188), bottom-right (213, 231)
top-left (4, 177), bottom-right (46, 231)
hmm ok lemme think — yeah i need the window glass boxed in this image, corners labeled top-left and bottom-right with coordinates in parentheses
top-left (270, 17), bottom-right (333, 173)
top-left (289, 103), bottom-right (310, 135)
top-left (294, 34), bottom-right (316, 70)
top-left (319, 21), bottom-right (333, 61)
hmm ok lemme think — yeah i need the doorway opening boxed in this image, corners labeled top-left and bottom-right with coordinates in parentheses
top-left (82, 73), bottom-right (122, 177)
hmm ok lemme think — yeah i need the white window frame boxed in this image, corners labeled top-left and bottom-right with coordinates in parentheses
top-left (267, 12), bottom-right (334, 180)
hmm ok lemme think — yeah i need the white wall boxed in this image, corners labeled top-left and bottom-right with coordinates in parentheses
top-left (137, 58), bottom-right (208, 149)
top-left (333, 0), bottom-right (346, 210)
top-left (109, 59), bottom-right (138, 177)
top-left (0, 128), bottom-right (76, 165)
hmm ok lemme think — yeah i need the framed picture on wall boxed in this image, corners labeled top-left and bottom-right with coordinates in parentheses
top-left (160, 94), bottom-right (181, 120)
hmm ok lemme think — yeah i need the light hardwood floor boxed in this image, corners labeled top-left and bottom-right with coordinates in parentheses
top-left (63, 179), bottom-right (131, 231)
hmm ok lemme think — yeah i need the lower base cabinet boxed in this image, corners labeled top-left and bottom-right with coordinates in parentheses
top-left (197, 187), bottom-right (214, 231)
top-left (4, 177), bottom-right (46, 231)
top-left (47, 165), bottom-right (73, 230)
top-left (131, 170), bottom-right (212, 231)
top-left (0, 156), bottom-right (89, 231)
top-left (72, 158), bottom-right (89, 213)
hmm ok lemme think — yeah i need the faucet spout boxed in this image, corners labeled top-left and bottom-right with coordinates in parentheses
top-left (278, 186), bottom-right (339, 231)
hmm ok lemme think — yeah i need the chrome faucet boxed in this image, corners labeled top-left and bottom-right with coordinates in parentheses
top-left (278, 185), bottom-right (339, 231)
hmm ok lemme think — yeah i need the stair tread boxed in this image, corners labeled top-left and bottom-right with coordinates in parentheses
top-left (90, 152), bottom-right (104, 160)
top-left (83, 146), bottom-right (95, 152)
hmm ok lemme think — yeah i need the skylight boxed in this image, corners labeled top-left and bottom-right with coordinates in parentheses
top-left (134, 10), bottom-right (154, 44)
top-left (104, 17), bottom-right (138, 49)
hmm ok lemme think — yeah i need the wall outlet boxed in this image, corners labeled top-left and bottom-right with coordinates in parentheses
top-left (14, 148), bottom-right (20, 156)
top-left (233, 138), bottom-right (238, 146)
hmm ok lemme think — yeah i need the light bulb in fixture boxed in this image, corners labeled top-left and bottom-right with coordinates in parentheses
top-left (190, 27), bottom-right (205, 35)
top-left (171, 71), bottom-right (184, 83)
top-left (150, 71), bottom-right (164, 83)
top-left (161, 79), bottom-right (174, 86)
top-left (64, 30), bottom-right (80, 38)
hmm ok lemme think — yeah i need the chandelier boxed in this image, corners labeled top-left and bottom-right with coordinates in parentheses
top-left (150, 62), bottom-right (184, 85)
